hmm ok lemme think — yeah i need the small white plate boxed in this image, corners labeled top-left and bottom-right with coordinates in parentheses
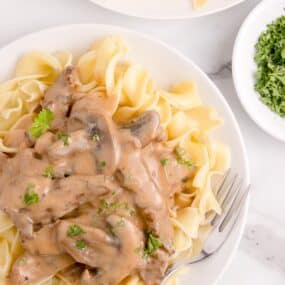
top-left (0, 24), bottom-right (249, 284)
top-left (89, 0), bottom-right (245, 20)
top-left (233, 0), bottom-right (285, 142)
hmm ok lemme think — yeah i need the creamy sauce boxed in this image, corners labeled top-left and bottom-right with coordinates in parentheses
top-left (0, 67), bottom-right (193, 285)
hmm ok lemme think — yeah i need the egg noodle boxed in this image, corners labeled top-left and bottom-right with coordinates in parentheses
top-left (0, 36), bottom-right (230, 285)
top-left (193, 0), bottom-right (208, 9)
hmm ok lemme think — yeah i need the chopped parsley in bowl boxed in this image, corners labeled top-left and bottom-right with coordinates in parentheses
top-left (255, 15), bottom-right (285, 117)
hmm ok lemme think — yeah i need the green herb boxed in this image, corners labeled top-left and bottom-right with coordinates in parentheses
top-left (43, 165), bottom-right (54, 179)
top-left (67, 225), bottom-right (85, 237)
top-left (144, 232), bottom-right (163, 257)
top-left (92, 133), bottom-right (100, 142)
top-left (175, 146), bottom-right (194, 169)
top-left (160, 158), bottom-right (169, 166)
top-left (75, 240), bottom-right (86, 250)
top-left (116, 218), bottom-right (125, 227)
top-left (108, 225), bottom-right (116, 236)
top-left (57, 132), bottom-right (69, 146)
top-left (100, 198), bottom-right (110, 209)
top-left (98, 161), bottom-right (106, 170)
top-left (110, 202), bottom-right (118, 209)
top-left (97, 207), bottom-right (103, 215)
top-left (129, 209), bottom-right (136, 216)
top-left (111, 190), bottom-right (117, 196)
top-left (255, 15), bottom-right (285, 117)
top-left (29, 109), bottom-right (54, 138)
top-left (23, 183), bottom-right (39, 206)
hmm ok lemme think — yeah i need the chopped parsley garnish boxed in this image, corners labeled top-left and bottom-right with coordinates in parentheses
top-left (97, 198), bottom-right (131, 216)
top-left (67, 225), bottom-right (85, 237)
top-left (98, 161), bottom-right (106, 169)
top-left (160, 158), bottom-right (169, 166)
top-left (108, 225), bottom-right (116, 236)
top-left (97, 207), bottom-right (103, 215)
top-left (116, 218), bottom-right (125, 227)
top-left (29, 108), bottom-right (54, 138)
top-left (92, 133), bottom-right (100, 142)
top-left (75, 240), bottom-right (86, 250)
top-left (111, 190), bottom-right (117, 196)
top-left (23, 183), bottom-right (39, 206)
top-left (57, 132), bottom-right (69, 146)
top-left (129, 209), bottom-right (136, 216)
top-left (175, 146), bottom-right (194, 169)
top-left (110, 202), bottom-right (118, 209)
top-left (255, 15), bottom-right (285, 117)
top-left (100, 198), bottom-right (110, 209)
top-left (144, 232), bottom-right (163, 257)
top-left (43, 165), bottom-right (54, 179)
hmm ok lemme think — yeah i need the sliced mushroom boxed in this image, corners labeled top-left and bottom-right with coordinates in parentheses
top-left (57, 216), bottom-right (144, 285)
top-left (121, 111), bottom-right (162, 147)
top-left (117, 143), bottom-right (174, 251)
top-left (42, 67), bottom-right (78, 131)
top-left (69, 96), bottom-right (120, 175)
top-left (10, 253), bottom-right (74, 285)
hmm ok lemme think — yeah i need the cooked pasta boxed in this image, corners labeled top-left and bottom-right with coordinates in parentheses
top-left (0, 36), bottom-right (230, 285)
top-left (193, 0), bottom-right (208, 9)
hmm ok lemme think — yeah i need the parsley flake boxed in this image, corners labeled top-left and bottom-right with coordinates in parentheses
top-left (175, 146), bottom-right (194, 169)
top-left (67, 225), bottom-right (85, 237)
top-left (29, 109), bottom-right (54, 138)
top-left (23, 183), bottom-right (39, 206)
top-left (75, 240), bottom-right (86, 250)
top-left (100, 198), bottom-right (110, 209)
top-left (43, 165), bottom-right (54, 179)
top-left (144, 232), bottom-right (163, 257)
top-left (160, 158), bottom-right (169, 166)
top-left (57, 132), bottom-right (69, 146)
top-left (116, 218), bottom-right (125, 227)
top-left (98, 161), bottom-right (106, 170)
top-left (92, 133), bottom-right (100, 142)
top-left (129, 209), bottom-right (136, 216)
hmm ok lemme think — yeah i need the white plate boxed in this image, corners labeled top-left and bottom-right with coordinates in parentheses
top-left (89, 0), bottom-right (245, 20)
top-left (233, 0), bottom-right (285, 142)
top-left (0, 24), bottom-right (249, 285)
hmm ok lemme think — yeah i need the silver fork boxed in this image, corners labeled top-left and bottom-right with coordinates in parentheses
top-left (161, 170), bottom-right (250, 284)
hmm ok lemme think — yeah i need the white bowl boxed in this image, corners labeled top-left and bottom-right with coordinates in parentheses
top-left (0, 24), bottom-right (249, 285)
top-left (233, 0), bottom-right (285, 142)
top-left (89, 0), bottom-right (245, 20)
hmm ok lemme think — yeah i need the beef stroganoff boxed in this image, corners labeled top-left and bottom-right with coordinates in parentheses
top-left (0, 36), bottom-right (230, 285)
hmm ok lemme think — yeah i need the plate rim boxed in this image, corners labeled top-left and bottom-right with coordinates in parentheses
top-left (232, 0), bottom-right (285, 142)
top-left (88, 0), bottom-right (246, 20)
top-left (0, 23), bottom-right (250, 284)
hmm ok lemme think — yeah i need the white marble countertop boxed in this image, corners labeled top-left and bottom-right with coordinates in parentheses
top-left (1, 0), bottom-right (284, 284)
